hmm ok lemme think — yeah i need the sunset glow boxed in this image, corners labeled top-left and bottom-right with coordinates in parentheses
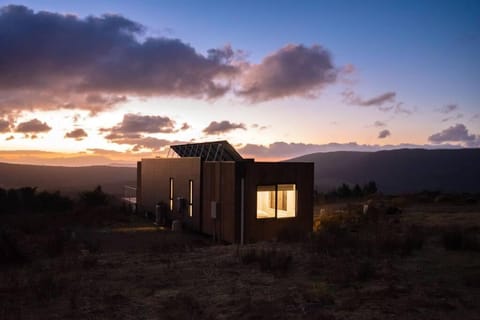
top-left (0, 1), bottom-right (478, 166)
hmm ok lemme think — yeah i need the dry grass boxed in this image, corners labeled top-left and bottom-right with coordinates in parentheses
top-left (1, 202), bottom-right (480, 319)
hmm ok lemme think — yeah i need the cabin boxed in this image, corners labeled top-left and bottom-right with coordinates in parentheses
top-left (136, 141), bottom-right (313, 243)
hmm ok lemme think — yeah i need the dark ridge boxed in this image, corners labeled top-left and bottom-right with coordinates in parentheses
top-left (0, 162), bottom-right (136, 196)
top-left (288, 148), bottom-right (480, 194)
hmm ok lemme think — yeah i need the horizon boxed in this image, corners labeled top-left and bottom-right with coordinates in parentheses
top-left (0, 145), bottom-right (475, 168)
top-left (0, 1), bottom-right (479, 165)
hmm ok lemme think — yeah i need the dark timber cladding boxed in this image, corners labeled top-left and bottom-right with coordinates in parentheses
top-left (137, 141), bottom-right (314, 243)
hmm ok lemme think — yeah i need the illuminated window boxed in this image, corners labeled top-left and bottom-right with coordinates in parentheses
top-left (188, 180), bottom-right (193, 217)
top-left (169, 178), bottom-right (174, 211)
top-left (256, 185), bottom-right (276, 219)
top-left (277, 184), bottom-right (296, 218)
top-left (256, 184), bottom-right (296, 219)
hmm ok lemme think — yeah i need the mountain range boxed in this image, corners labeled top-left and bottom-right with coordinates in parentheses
top-left (0, 162), bottom-right (136, 196)
top-left (1, 148), bottom-right (479, 196)
top-left (290, 148), bottom-right (480, 193)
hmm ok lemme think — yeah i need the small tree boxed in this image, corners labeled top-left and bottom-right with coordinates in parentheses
top-left (352, 184), bottom-right (363, 197)
top-left (363, 181), bottom-right (377, 195)
top-left (337, 183), bottom-right (352, 198)
top-left (79, 186), bottom-right (108, 207)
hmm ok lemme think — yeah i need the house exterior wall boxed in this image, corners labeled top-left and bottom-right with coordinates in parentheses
top-left (201, 161), bottom-right (237, 243)
top-left (137, 157), bottom-right (313, 243)
top-left (138, 158), bottom-right (202, 229)
top-left (243, 162), bottom-right (314, 243)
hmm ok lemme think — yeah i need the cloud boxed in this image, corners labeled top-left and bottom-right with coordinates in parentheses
top-left (251, 123), bottom-right (268, 130)
top-left (428, 123), bottom-right (479, 146)
top-left (180, 122), bottom-right (191, 130)
top-left (15, 119), bottom-right (51, 133)
top-left (441, 113), bottom-right (463, 122)
top-left (0, 5), bottom-right (347, 116)
top-left (378, 129), bottom-right (391, 139)
top-left (393, 103), bottom-right (414, 115)
top-left (435, 104), bottom-right (458, 114)
top-left (99, 114), bottom-right (187, 151)
top-left (203, 120), bottom-right (246, 135)
top-left (0, 119), bottom-right (10, 132)
top-left (373, 121), bottom-right (386, 127)
top-left (343, 89), bottom-right (396, 107)
top-left (104, 135), bottom-right (184, 152)
top-left (65, 128), bottom-right (88, 140)
top-left (102, 113), bottom-right (178, 135)
top-left (0, 5), bottom-right (239, 115)
top-left (237, 44), bottom-right (337, 102)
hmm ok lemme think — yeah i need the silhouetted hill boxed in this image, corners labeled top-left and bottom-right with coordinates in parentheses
top-left (289, 149), bottom-right (480, 194)
top-left (0, 162), bottom-right (136, 196)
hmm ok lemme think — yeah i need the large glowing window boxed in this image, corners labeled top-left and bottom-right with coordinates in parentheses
top-left (256, 185), bottom-right (276, 219)
top-left (256, 184), bottom-right (297, 219)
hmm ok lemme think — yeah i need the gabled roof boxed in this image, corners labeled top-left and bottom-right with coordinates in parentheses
top-left (170, 140), bottom-right (244, 161)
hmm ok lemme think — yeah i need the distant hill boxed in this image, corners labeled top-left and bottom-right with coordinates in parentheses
top-left (289, 149), bottom-right (480, 194)
top-left (0, 162), bottom-right (136, 196)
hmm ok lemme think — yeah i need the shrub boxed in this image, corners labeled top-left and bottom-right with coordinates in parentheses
top-left (31, 272), bottom-right (64, 302)
top-left (36, 191), bottom-right (73, 212)
top-left (0, 230), bottom-right (29, 266)
top-left (240, 247), bottom-right (293, 276)
top-left (442, 228), bottom-right (480, 252)
top-left (79, 186), bottom-right (108, 207)
top-left (355, 259), bottom-right (376, 281)
top-left (45, 230), bottom-right (67, 258)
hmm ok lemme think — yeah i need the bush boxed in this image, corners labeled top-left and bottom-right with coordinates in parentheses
top-left (0, 187), bottom-right (72, 214)
top-left (240, 247), bottom-right (293, 276)
top-left (0, 230), bottom-right (29, 266)
top-left (442, 228), bottom-right (480, 252)
top-left (45, 230), bottom-right (67, 258)
top-left (355, 259), bottom-right (376, 281)
top-left (378, 226), bottom-right (425, 256)
top-left (79, 186), bottom-right (108, 207)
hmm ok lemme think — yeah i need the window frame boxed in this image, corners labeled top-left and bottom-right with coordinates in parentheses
top-left (255, 183), bottom-right (297, 220)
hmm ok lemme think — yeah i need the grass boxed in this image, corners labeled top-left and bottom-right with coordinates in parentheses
top-left (442, 227), bottom-right (480, 252)
top-left (239, 247), bottom-right (293, 277)
top-left (1, 198), bottom-right (479, 319)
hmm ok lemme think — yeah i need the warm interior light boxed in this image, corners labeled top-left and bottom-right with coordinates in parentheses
top-left (277, 184), bottom-right (296, 218)
top-left (256, 185), bottom-right (276, 218)
top-left (256, 184), bottom-right (296, 219)
top-left (188, 180), bottom-right (193, 217)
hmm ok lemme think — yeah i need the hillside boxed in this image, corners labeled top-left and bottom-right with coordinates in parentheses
top-left (289, 148), bottom-right (480, 194)
top-left (0, 162), bottom-right (136, 196)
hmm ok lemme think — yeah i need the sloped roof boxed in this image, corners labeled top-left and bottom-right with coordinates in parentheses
top-left (170, 140), bottom-right (244, 161)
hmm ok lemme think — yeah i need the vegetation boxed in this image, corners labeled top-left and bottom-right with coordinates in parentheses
top-left (79, 185), bottom-right (109, 207)
top-left (1, 190), bottom-right (480, 319)
top-left (315, 180), bottom-right (378, 202)
top-left (0, 187), bottom-right (73, 214)
top-left (239, 247), bottom-right (293, 277)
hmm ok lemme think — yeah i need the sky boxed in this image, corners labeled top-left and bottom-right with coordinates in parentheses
top-left (0, 0), bottom-right (479, 165)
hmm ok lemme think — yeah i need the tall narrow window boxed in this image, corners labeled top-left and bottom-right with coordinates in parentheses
top-left (169, 178), bottom-right (174, 211)
top-left (188, 180), bottom-right (193, 217)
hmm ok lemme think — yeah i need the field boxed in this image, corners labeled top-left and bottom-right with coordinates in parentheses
top-left (1, 199), bottom-right (480, 319)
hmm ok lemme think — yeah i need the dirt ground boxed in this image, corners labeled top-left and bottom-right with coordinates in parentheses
top-left (1, 203), bottom-right (480, 319)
